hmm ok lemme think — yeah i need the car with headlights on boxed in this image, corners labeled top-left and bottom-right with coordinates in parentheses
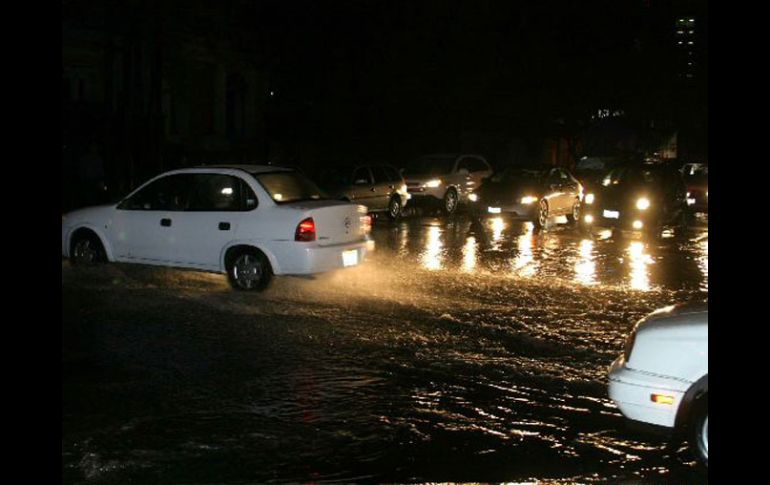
top-left (471, 164), bottom-right (583, 229)
top-left (608, 301), bottom-right (708, 467)
top-left (316, 164), bottom-right (410, 219)
top-left (62, 165), bottom-right (371, 291)
top-left (581, 163), bottom-right (688, 236)
top-left (402, 154), bottom-right (492, 215)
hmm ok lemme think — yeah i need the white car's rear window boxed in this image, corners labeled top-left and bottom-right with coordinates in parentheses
top-left (254, 172), bottom-right (326, 204)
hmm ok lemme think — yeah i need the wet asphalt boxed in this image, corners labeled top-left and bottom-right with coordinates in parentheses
top-left (62, 211), bottom-right (708, 484)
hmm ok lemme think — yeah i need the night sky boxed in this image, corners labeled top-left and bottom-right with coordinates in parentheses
top-left (62, 0), bottom-right (707, 205)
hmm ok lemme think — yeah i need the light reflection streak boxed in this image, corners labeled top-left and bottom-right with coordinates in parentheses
top-left (698, 238), bottom-right (708, 290)
top-left (574, 239), bottom-right (596, 285)
top-left (490, 217), bottom-right (505, 245)
top-left (462, 236), bottom-right (477, 273)
top-left (398, 224), bottom-right (409, 256)
top-left (627, 241), bottom-right (653, 291)
top-left (512, 225), bottom-right (537, 277)
top-left (422, 224), bottom-right (443, 270)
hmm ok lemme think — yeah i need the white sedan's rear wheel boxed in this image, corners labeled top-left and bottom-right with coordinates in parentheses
top-left (228, 249), bottom-right (273, 291)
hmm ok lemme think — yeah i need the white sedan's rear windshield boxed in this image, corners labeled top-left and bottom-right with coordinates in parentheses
top-left (253, 172), bottom-right (325, 203)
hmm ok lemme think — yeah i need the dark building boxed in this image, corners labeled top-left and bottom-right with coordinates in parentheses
top-left (62, 0), bottom-right (269, 210)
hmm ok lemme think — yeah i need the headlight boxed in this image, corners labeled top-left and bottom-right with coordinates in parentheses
top-left (520, 196), bottom-right (538, 204)
top-left (424, 179), bottom-right (442, 188)
top-left (401, 184), bottom-right (407, 193)
top-left (636, 197), bottom-right (650, 210)
top-left (584, 193), bottom-right (595, 204)
top-left (468, 193), bottom-right (478, 202)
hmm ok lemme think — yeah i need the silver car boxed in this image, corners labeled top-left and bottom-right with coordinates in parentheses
top-left (402, 154), bottom-right (492, 215)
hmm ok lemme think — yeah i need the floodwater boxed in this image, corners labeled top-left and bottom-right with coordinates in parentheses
top-left (62, 213), bottom-right (708, 484)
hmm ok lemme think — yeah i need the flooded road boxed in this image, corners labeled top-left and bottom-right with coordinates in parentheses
top-left (62, 214), bottom-right (707, 484)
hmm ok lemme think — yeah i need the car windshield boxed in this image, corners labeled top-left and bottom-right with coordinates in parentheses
top-left (490, 167), bottom-right (546, 183)
top-left (606, 167), bottom-right (670, 187)
top-left (404, 157), bottom-right (455, 176)
top-left (576, 158), bottom-right (606, 172)
top-left (253, 171), bottom-right (326, 203)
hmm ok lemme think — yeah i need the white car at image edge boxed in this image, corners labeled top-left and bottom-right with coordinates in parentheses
top-left (608, 301), bottom-right (708, 466)
top-left (62, 165), bottom-right (371, 290)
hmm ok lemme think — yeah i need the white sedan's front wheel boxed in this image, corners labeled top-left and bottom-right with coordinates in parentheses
top-left (228, 249), bottom-right (273, 291)
top-left (70, 231), bottom-right (106, 266)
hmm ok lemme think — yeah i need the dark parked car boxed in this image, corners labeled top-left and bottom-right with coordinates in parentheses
top-left (316, 165), bottom-right (410, 219)
top-left (471, 164), bottom-right (583, 229)
top-left (581, 163), bottom-right (688, 235)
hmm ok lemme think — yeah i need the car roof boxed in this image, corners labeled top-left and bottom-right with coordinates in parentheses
top-left (420, 153), bottom-right (485, 159)
top-left (202, 164), bottom-right (294, 173)
top-left (500, 163), bottom-right (554, 172)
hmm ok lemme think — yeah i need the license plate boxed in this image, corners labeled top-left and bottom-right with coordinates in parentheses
top-left (488, 207), bottom-right (501, 214)
top-left (603, 210), bottom-right (620, 219)
top-left (342, 249), bottom-right (358, 267)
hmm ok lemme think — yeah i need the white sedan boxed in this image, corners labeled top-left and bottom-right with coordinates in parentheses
top-left (608, 301), bottom-right (708, 466)
top-left (62, 165), bottom-right (371, 290)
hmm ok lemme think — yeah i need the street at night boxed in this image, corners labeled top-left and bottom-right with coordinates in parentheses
top-left (63, 214), bottom-right (707, 483)
top-left (61, 0), bottom-right (711, 482)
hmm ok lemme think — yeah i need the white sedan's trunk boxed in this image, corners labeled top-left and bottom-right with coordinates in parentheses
top-left (283, 200), bottom-right (368, 246)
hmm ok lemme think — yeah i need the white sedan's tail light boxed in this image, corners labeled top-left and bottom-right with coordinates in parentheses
top-left (360, 215), bottom-right (372, 234)
top-left (295, 217), bottom-right (316, 242)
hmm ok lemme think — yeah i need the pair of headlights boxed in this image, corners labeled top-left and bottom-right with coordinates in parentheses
top-left (468, 194), bottom-right (537, 204)
top-left (583, 193), bottom-right (649, 210)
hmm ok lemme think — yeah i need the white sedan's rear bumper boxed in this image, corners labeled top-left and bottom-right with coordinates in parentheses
top-left (608, 355), bottom-right (690, 428)
top-left (267, 239), bottom-right (368, 275)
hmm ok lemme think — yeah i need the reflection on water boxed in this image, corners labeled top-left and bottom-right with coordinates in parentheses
top-left (490, 217), bottom-right (505, 247)
top-left (512, 225), bottom-right (537, 277)
top-left (627, 241), bottom-right (654, 291)
top-left (422, 224), bottom-right (443, 270)
top-left (373, 217), bottom-right (707, 293)
top-left (574, 239), bottom-right (597, 286)
top-left (698, 238), bottom-right (708, 291)
top-left (398, 223), bottom-right (410, 256)
top-left (462, 236), bottom-right (477, 273)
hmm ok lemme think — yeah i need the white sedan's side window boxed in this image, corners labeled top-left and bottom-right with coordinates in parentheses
top-left (187, 174), bottom-right (258, 212)
top-left (118, 174), bottom-right (194, 211)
